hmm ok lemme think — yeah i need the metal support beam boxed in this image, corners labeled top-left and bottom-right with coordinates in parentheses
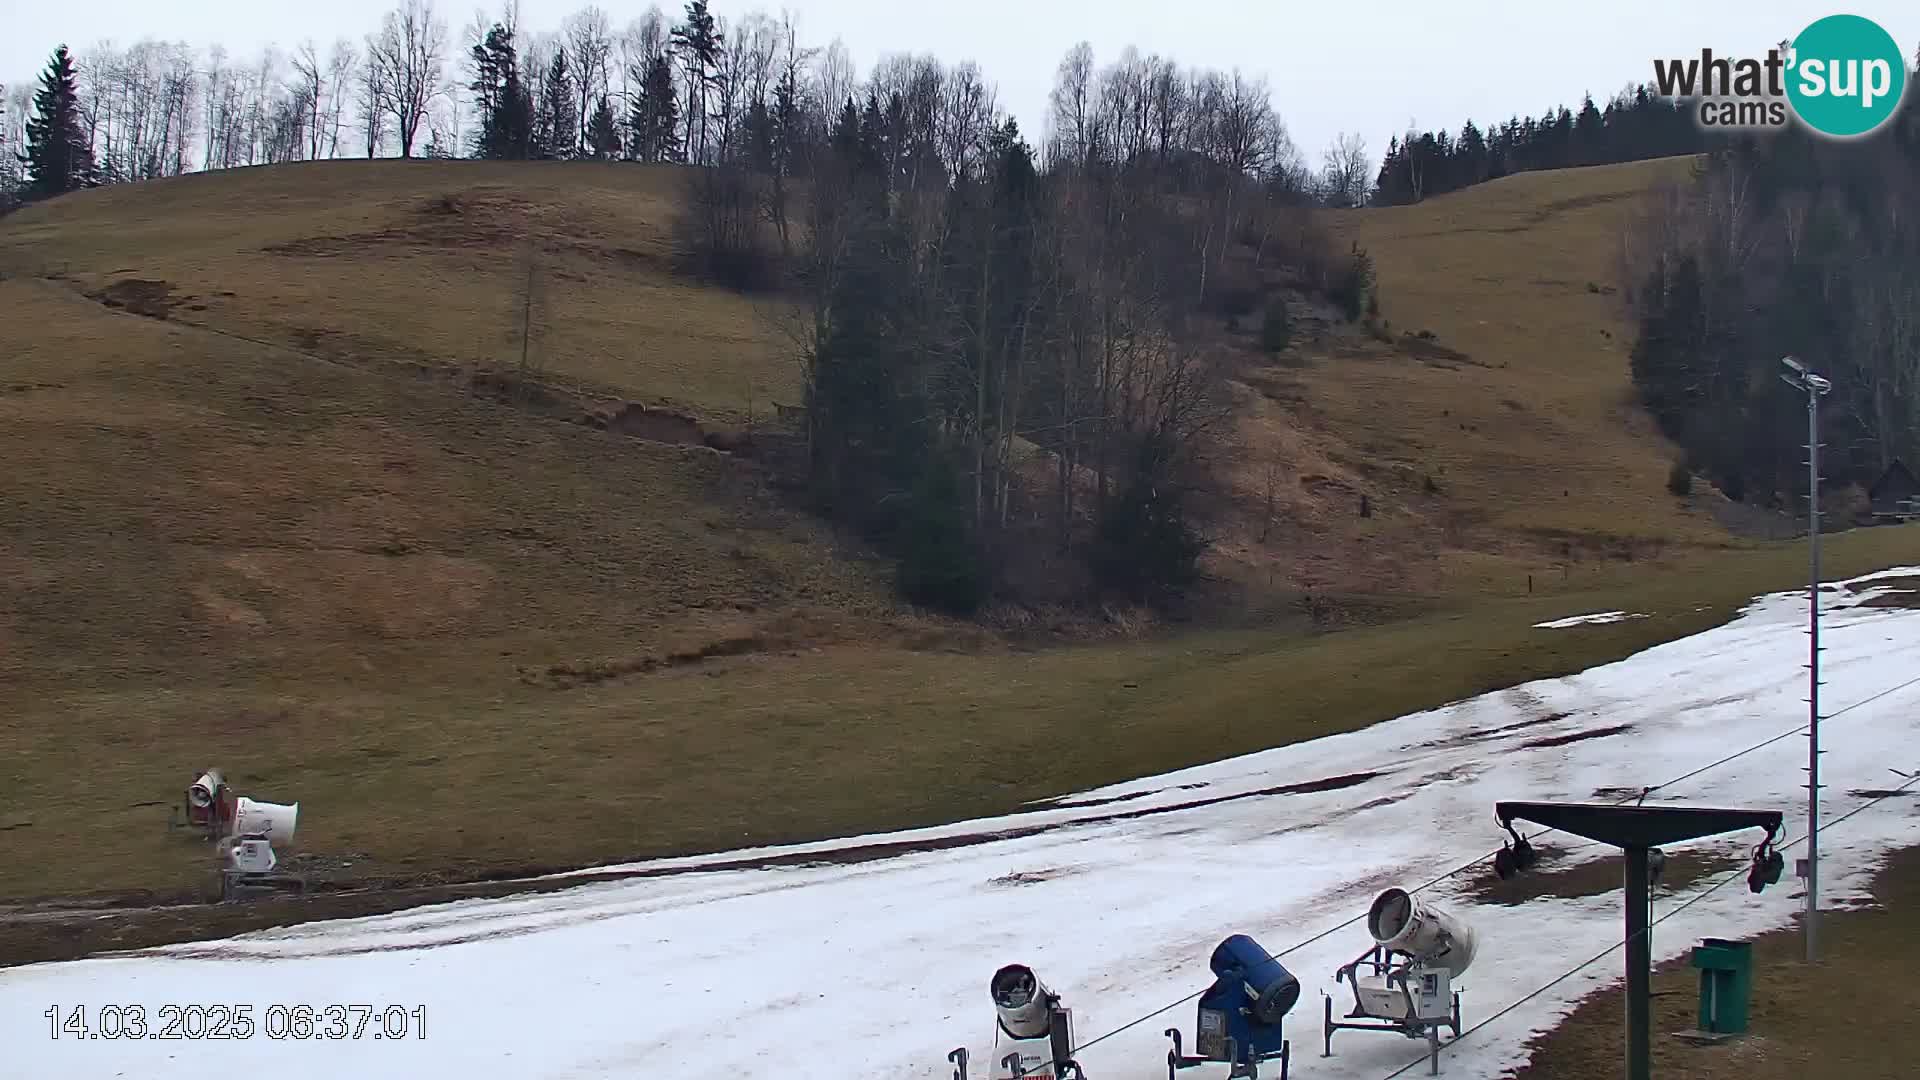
top-left (1804, 388), bottom-right (1821, 964)
top-left (1497, 801), bottom-right (1781, 1080)
top-left (1624, 846), bottom-right (1651, 1080)
top-left (1781, 354), bottom-right (1830, 965)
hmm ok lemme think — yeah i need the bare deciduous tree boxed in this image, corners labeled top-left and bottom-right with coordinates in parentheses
top-left (1319, 132), bottom-right (1371, 208)
top-left (814, 37), bottom-right (854, 114)
top-left (563, 5), bottom-right (612, 156)
top-left (322, 39), bottom-right (357, 158)
top-left (356, 46), bottom-right (388, 157)
top-left (1046, 41), bottom-right (1095, 168)
top-left (367, 0), bottom-right (448, 157)
top-left (290, 40), bottom-right (326, 160)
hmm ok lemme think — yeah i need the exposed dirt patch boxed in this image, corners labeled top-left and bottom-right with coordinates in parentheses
top-left (1034, 781), bottom-right (1210, 812)
top-left (1464, 846), bottom-right (1742, 906)
top-left (263, 192), bottom-right (542, 258)
top-left (522, 609), bottom-right (994, 688)
top-left (1397, 333), bottom-right (1480, 367)
top-left (1404, 713), bottom-right (1571, 753)
top-left (524, 633), bottom-right (770, 686)
top-left (1858, 590), bottom-right (1920, 610)
top-left (92, 278), bottom-right (181, 319)
top-left (1521, 722), bottom-right (1634, 750)
top-left (988, 867), bottom-right (1075, 887)
top-left (1530, 189), bottom-right (1637, 222)
top-left (599, 403), bottom-right (707, 446)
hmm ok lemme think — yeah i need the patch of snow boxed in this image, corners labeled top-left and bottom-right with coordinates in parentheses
top-left (1533, 610), bottom-right (1650, 629)
top-left (4, 567), bottom-right (1920, 1080)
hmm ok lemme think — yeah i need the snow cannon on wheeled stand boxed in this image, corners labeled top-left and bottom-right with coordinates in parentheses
top-left (1323, 888), bottom-right (1475, 1075)
top-left (1164, 934), bottom-right (1301, 1079)
top-left (948, 964), bottom-right (1089, 1080)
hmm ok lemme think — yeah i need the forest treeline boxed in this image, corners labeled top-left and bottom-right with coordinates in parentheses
top-left (1371, 85), bottom-right (1707, 206)
top-left (1625, 56), bottom-right (1920, 507)
top-left (4, 0), bottom-right (1773, 213)
top-left (0, 0), bottom-right (1391, 207)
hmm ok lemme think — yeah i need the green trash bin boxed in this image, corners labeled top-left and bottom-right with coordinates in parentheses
top-left (1690, 937), bottom-right (1755, 1034)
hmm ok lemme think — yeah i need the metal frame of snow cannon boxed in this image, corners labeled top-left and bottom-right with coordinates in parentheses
top-left (948, 1045), bottom-right (1090, 1076)
top-left (213, 796), bottom-right (305, 904)
top-left (217, 831), bottom-right (308, 903)
top-left (946, 965), bottom-right (1089, 1080)
top-left (1164, 935), bottom-right (1297, 1080)
top-left (1322, 944), bottom-right (1461, 1075)
top-left (945, 1048), bottom-right (1089, 1080)
top-left (1322, 888), bottom-right (1474, 1075)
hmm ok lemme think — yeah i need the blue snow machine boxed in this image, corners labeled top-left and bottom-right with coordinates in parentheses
top-left (1165, 934), bottom-right (1299, 1079)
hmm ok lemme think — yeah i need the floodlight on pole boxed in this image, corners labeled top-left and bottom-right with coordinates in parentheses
top-left (1779, 355), bottom-right (1829, 964)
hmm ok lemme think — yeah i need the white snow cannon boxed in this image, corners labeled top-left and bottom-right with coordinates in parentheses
top-left (1323, 888), bottom-right (1474, 1075)
top-left (948, 965), bottom-right (1086, 1080)
top-left (231, 797), bottom-right (299, 845)
top-left (216, 796), bottom-right (302, 904)
top-left (1367, 888), bottom-right (1476, 978)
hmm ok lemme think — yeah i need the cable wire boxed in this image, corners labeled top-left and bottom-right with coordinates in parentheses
top-left (1375, 769), bottom-right (1920, 1079)
top-left (1051, 671), bottom-right (1920, 1066)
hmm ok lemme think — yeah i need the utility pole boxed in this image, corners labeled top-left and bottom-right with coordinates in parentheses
top-left (1781, 355), bottom-right (1830, 963)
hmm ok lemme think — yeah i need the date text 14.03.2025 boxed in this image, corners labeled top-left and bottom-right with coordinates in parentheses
top-left (45, 1004), bottom-right (426, 1041)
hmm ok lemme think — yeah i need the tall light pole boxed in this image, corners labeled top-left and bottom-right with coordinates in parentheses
top-left (1781, 355), bottom-right (1830, 962)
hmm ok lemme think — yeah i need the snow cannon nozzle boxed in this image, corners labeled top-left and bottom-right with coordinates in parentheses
top-left (979, 965), bottom-right (1076, 1079)
top-left (1209, 934), bottom-right (1301, 1025)
top-left (1366, 889), bottom-right (1477, 978)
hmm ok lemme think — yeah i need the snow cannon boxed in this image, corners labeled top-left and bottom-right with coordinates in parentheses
top-left (231, 797), bottom-right (299, 846)
top-left (188, 770), bottom-right (223, 813)
top-left (169, 768), bottom-right (233, 837)
top-left (215, 796), bottom-right (303, 905)
top-left (1164, 934), bottom-right (1298, 1079)
top-left (1324, 889), bottom-right (1472, 1075)
top-left (947, 964), bottom-right (1084, 1080)
top-left (1367, 888), bottom-right (1476, 977)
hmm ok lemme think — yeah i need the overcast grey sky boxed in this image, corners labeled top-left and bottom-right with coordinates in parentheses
top-left (7, 1), bottom-right (1917, 166)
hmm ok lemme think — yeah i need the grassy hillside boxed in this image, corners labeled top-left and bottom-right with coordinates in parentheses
top-left (1209, 157), bottom-right (1724, 600)
top-left (0, 160), bottom-right (795, 417)
top-left (1, 156), bottom-right (1911, 909)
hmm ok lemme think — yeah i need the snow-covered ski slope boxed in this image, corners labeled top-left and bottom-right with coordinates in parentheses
top-left (5, 569), bottom-right (1918, 1080)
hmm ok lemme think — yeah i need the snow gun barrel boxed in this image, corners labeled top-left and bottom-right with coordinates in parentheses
top-left (1368, 888), bottom-right (1477, 977)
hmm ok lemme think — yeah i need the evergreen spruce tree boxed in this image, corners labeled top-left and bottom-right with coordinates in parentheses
top-left (533, 50), bottom-right (578, 160)
top-left (586, 96), bottom-right (622, 160)
top-left (1573, 94), bottom-right (1605, 165)
top-left (627, 53), bottom-right (680, 162)
top-left (670, 0), bottom-right (723, 161)
top-left (469, 24), bottom-right (532, 159)
top-left (22, 46), bottom-right (95, 200)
